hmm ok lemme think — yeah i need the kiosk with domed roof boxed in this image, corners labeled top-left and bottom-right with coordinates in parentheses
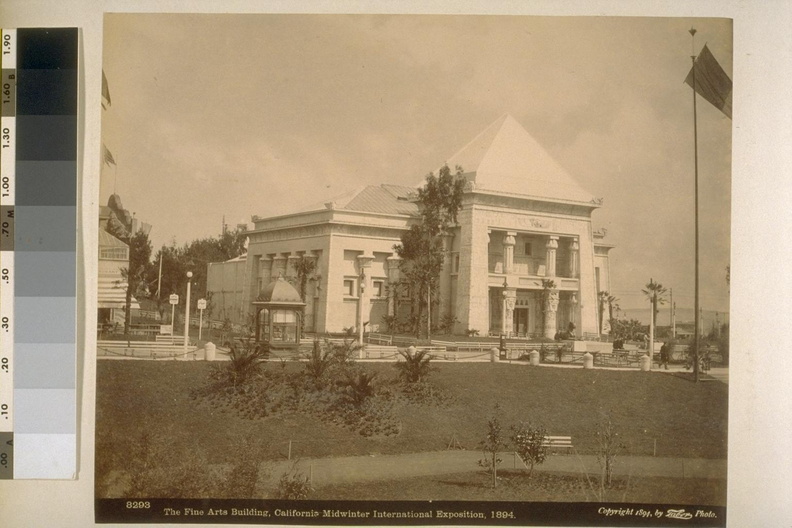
top-left (252, 277), bottom-right (305, 350)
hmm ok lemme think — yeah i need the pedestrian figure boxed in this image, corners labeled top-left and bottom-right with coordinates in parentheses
top-left (660, 342), bottom-right (670, 370)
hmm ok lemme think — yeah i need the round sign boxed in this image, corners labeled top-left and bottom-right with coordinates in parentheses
top-left (169, 294), bottom-right (179, 305)
top-left (197, 299), bottom-right (207, 310)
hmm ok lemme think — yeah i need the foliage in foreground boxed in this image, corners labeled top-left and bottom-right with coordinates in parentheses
top-left (192, 340), bottom-right (452, 438)
top-left (394, 346), bottom-right (433, 384)
top-left (512, 421), bottom-right (549, 478)
top-left (121, 432), bottom-right (267, 499)
top-left (277, 464), bottom-right (313, 499)
top-left (478, 403), bottom-right (506, 488)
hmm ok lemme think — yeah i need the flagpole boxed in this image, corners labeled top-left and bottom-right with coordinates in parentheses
top-left (690, 28), bottom-right (701, 383)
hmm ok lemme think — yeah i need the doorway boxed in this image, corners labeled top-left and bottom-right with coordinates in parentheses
top-left (513, 308), bottom-right (529, 337)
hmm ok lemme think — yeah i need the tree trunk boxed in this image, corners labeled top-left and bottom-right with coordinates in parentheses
top-left (124, 284), bottom-right (132, 338)
top-left (492, 451), bottom-right (498, 488)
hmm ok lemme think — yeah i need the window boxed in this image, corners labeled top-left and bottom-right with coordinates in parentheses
top-left (344, 279), bottom-right (355, 297)
top-left (524, 242), bottom-right (532, 256)
top-left (100, 247), bottom-right (129, 260)
top-left (373, 280), bottom-right (384, 298)
top-left (452, 254), bottom-right (460, 274)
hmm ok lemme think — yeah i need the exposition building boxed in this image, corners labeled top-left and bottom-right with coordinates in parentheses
top-left (206, 114), bottom-right (613, 338)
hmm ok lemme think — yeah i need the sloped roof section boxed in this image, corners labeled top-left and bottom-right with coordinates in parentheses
top-left (443, 114), bottom-right (595, 205)
top-left (294, 184), bottom-right (418, 216)
top-left (98, 229), bottom-right (128, 248)
top-left (343, 184), bottom-right (417, 215)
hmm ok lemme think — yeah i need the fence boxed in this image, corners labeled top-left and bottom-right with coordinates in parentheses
top-left (97, 339), bottom-right (202, 360)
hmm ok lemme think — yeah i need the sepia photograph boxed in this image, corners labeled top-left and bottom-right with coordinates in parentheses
top-left (94, 13), bottom-right (731, 525)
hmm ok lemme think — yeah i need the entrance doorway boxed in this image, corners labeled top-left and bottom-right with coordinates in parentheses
top-left (513, 308), bottom-right (529, 337)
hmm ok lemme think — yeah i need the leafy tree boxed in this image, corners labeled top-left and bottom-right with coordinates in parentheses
top-left (145, 227), bottom-right (248, 320)
top-left (609, 318), bottom-right (645, 342)
top-left (477, 403), bottom-right (507, 488)
top-left (594, 414), bottom-right (625, 488)
top-left (642, 279), bottom-right (668, 327)
top-left (294, 256), bottom-right (317, 302)
top-left (511, 421), bottom-right (548, 479)
top-left (120, 230), bottom-right (152, 337)
top-left (394, 165), bottom-right (465, 338)
top-left (394, 346), bottom-right (432, 384)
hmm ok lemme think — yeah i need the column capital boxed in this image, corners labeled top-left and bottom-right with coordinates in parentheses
top-left (569, 238), bottom-right (580, 251)
top-left (357, 253), bottom-right (375, 268)
top-left (546, 235), bottom-right (559, 249)
top-left (503, 232), bottom-right (516, 246)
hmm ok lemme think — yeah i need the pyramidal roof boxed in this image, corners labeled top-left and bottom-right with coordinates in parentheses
top-left (443, 114), bottom-right (595, 205)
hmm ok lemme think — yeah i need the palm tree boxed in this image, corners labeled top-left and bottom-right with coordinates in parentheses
top-left (642, 279), bottom-right (668, 325)
top-left (598, 291), bottom-right (619, 335)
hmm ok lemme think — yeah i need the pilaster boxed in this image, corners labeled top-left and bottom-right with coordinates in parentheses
top-left (503, 231), bottom-right (516, 274)
top-left (545, 236), bottom-right (559, 278)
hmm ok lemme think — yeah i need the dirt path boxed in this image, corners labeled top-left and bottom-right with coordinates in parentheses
top-left (259, 449), bottom-right (727, 489)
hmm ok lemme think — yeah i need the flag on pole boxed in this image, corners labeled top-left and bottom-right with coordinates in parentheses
top-left (103, 144), bottom-right (117, 166)
top-left (684, 44), bottom-right (732, 119)
top-left (102, 70), bottom-right (112, 108)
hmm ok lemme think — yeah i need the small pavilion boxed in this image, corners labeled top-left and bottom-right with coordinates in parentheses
top-left (252, 277), bottom-right (305, 350)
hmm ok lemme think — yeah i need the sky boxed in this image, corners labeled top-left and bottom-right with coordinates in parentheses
top-left (101, 14), bottom-right (732, 315)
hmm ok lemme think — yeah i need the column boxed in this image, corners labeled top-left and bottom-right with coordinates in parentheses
top-left (544, 289), bottom-right (559, 339)
top-left (356, 253), bottom-right (375, 342)
top-left (545, 236), bottom-right (559, 277)
top-left (302, 251), bottom-right (318, 331)
top-left (569, 293), bottom-right (578, 336)
top-left (271, 254), bottom-right (287, 279)
top-left (386, 253), bottom-right (401, 317)
top-left (455, 209), bottom-right (489, 335)
top-left (503, 232), bottom-right (516, 274)
top-left (569, 238), bottom-right (579, 278)
top-left (258, 256), bottom-right (272, 293)
top-left (501, 288), bottom-right (516, 336)
top-left (439, 233), bottom-right (454, 321)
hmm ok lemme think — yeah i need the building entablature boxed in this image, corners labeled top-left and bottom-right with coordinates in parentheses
top-left (464, 190), bottom-right (600, 217)
top-left (487, 275), bottom-right (580, 292)
top-left (250, 207), bottom-right (413, 235)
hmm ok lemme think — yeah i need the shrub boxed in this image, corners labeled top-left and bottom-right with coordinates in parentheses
top-left (394, 347), bottom-right (432, 384)
top-left (512, 421), bottom-right (548, 479)
top-left (337, 370), bottom-right (378, 407)
top-left (276, 465), bottom-right (312, 499)
top-left (466, 328), bottom-right (480, 337)
top-left (438, 313), bottom-right (458, 334)
top-left (212, 338), bottom-right (268, 388)
top-left (303, 339), bottom-right (335, 386)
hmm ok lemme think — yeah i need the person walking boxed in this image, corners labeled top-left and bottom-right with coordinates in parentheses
top-left (660, 341), bottom-right (670, 370)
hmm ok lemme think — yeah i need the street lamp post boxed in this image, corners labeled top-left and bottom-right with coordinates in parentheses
top-left (183, 271), bottom-right (193, 354)
top-left (197, 298), bottom-right (207, 341)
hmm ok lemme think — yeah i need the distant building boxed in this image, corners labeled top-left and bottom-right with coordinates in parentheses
top-left (207, 115), bottom-right (613, 337)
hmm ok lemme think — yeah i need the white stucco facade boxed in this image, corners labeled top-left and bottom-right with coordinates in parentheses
top-left (207, 114), bottom-right (614, 337)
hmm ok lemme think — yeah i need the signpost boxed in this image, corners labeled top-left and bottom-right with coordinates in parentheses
top-left (184, 272), bottom-right (193, 353)
top-left (168, 293), bottom-right (179, 333)
top-left (197, 298), bottom-right (207, 341)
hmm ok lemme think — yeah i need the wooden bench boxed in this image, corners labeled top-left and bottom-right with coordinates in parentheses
top-left (542, 435), bottom-right (573, 453)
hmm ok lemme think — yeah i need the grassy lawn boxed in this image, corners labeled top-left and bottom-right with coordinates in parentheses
top-left (96, 360), bottom-right (727, 497)
top-left (314, 470), bottom-right (727, 505)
